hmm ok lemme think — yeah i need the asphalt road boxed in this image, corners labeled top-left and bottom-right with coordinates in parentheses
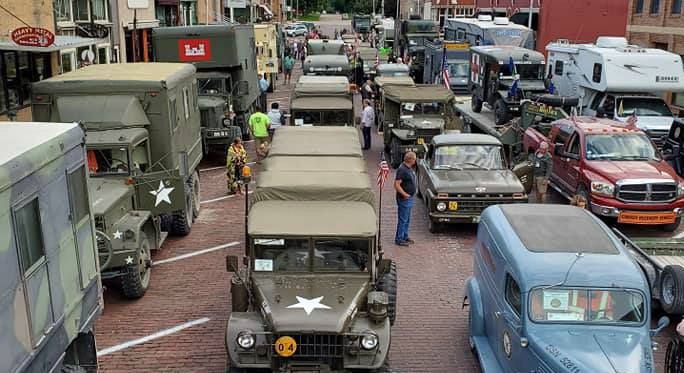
top-left (95, 15), bottom-right (678, 373)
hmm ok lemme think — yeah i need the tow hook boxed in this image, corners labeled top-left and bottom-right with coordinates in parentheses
top-left (462, 296), bottom-right (469, 310)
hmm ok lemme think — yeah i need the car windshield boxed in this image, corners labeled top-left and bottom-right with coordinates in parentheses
top-left (432, 145), bottom-right (505, 170)
top-left (253, 238), bottom-right (369, 272)
top-left (585, 134), bottom-right (660, 161)
top-left (198, 78), bottom-right (227, 96)
top-left (616, 97), bottom-right (673, 117)
top-left (449, 63), bottom-right (469, 78)
top-left (401, 102), bottom-right (444, 115)
top-left (87, 147), bottom-right (130, 176)
top-left (356, 19), bottom-right (370, 26)
top-left (499, 63), bottom-right (545, 80)
top-left (529, 288), bottom-right (645, 324)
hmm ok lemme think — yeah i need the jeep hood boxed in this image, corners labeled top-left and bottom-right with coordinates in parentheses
top-left (428, 169), bottom-right (525, 194)
top-left (88, 178), bottom-right (134, 216)
top-left (402, 116), bottom-right (445, 129)
top-left (533, 328), bottom-right (654, 373)
top-left (253, 274), bottom-right (369, 333)
top-left (585, 160), bottom-right (678, 184)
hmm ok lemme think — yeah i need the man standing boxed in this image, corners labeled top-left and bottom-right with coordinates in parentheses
top-left (394, 152), bottom-right (417, 246)
top-left (361, 99), bottom-right (374, 150)
top-left (528, 141), bottom-right (553, 203)
top-left (248, 110), bottom-right (271, 162)
top-left (283, 54), bottom-right (295, 85)
top-left (258, 74), bottom-right (269, 112)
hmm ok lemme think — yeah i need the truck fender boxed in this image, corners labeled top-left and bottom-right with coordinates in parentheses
top-left (464, 276), bottom-right (485, 338)
top-left (391, 128), bottom-right (412, 142)
top-left (226, 312), bottom-right (267, 367)
top-left (113, 210), bottom-right (160, 250)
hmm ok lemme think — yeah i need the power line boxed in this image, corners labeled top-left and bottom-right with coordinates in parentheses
top-left (0, 4), bottom-right (32, 27)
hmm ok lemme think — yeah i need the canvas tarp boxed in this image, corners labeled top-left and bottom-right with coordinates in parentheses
top-left (249, 201), bottom-right (377, 237)
top-left (270, 127), bottom-right (363, 157)
top-left (383, 84), bottom-right (454, 102)
top-left (251, 170), bottom-right (375, 207)
top-left (375, 76), bottom-right (415, 88)
top-left (291, 96), bottom-right (353, 110)
top-left (295, 76), bottom-right (350, 96)
top-left (261, 156), bottom-right (367, 172)
top-left (57, 95), bottom-right (151, 130)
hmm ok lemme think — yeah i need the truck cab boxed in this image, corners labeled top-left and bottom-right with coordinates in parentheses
top-left (353, 14), bottom-right (372, 36)
top-left (397, 19), bottom-right (439, 84)
top-left (424, 40), bottom-right (470, 94)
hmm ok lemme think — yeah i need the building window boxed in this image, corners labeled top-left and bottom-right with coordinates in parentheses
top-left (74, 0), bottom-right (89, 21)
top-left (61, 50), bottom-right (76, 73)
top-left (92, 0), bottom-right (108, 21)
top-left (97, 44), bottom-right (111, 64)
top-left (14, 198), bottom-right (46, 273)
top-left (181, 1), bottom-right (197, 25)
top-left (55, 0), bottom-right (74, 23)
top-left (651, 0), bottom-right (660, 14)
top-left (635, 0), bottom-right (644, 14)
top-left (673, 0), bottom-right (683, 14)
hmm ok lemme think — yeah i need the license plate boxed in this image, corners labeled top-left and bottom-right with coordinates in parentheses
top-left (417, 138), bottom-right (424, 145)
top-left (618, 211), bottom-right (676, 225)
top-left (448, 201), bottom-right (458, 211)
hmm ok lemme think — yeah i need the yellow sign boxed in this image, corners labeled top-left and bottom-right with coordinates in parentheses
top-left (275, 336), bottom-right (297, 357)
top-left (444, 43), bottom-right (469, 50)
top-left (417, 138), bottom-right (425, 145)
top-left (448, 201), bottom-right (458, 211)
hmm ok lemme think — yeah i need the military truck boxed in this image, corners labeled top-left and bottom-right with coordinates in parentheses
top-left (353, 14), bottom-right (372, 36)
top-left (226, 127), bottom-right (396, 373)
top-left (373, 70), bottom-right (415, 131)
top-left (153, 24), bottom-right (259, 145)
top-left (1, 122), bottom-right (102, 373)
top-left (303, 55), bottom-right (352, 78)
top-left (254, 23), bottom-right (280, 92)
top-left (382, 84), bottom-right (457, 168)
top-left (423, 40), bottom-right (470, 94)
top-left (32, 63), bottom-right (203, 299)
top-left (307, 39), bottom-right (346, 55)
top-left (291, 76), bottom-right (354, 126)
top-left (396, 19), bottom-right (439, 84)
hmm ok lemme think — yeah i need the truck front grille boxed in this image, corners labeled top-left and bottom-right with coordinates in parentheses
top-left (415, 128), bottom-right (442, 139)
top-left (617, 182), bottom-right (677, 202)
top-left (94, 215), bottom-right (105, 231)
top-left (272, 334), bottom-right (344, 370)
top-left (438, 195), bottom-right (525, 214)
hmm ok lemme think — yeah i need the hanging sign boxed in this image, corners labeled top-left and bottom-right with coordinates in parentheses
top-left (11, 27), bottom-right (55, 48)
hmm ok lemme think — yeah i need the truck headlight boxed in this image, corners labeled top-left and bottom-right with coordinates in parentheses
top-left (360, 333), bottom-right (378, 350)
top-left (436, 202), bottom-right (447, 211)
top-left (590, 181), bottom-right (614, 197)
top-left (237, 331), bottom-right (255, 349)
top-left (678, 183), bottom-right (684, 198)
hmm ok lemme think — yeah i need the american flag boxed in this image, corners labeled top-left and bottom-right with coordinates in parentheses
top-left (440, 49), bottom-right (450, 90)
top-left (377, 159), bottom-right (390, 189)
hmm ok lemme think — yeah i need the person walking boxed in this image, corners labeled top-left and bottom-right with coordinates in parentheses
top-left (361, 99), bottom-right (374, 150)
top-left (283, 54), bottom-right (295, 85)
top-left (300, 45), bottom-right (307, 68)
top-left (248, 110), bottom-right (271, 162)
top-left (292, 40), bottom-right (299, 60)
top-left (226, 137), bottom-right (247, 194)
top-left (267, 102), bottom-right (284, 138)
top-left (528, 141), bottom-right (553, 203)
top-left (394, 152), bottom-right (417, 246)
top-left (258, 74), bottom-right (269, 112)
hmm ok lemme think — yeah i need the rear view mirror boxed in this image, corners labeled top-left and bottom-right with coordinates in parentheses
top-left (237, 81), bottom-right (249, 96)
top-left (226, 255), bottom-right (239, 273)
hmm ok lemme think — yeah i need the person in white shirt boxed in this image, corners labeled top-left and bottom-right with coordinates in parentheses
top-left (361, 99), bottom-right (374, 150)
top-left (267, 102), bottom-right (284, 138)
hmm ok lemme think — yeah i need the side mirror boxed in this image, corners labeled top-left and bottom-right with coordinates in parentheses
top-left (553, 143), bottom-right (564, 156)
top-left (651, 315), bottom-right (670, 337)
top-left (226, 255), bottom-right (239, 273)
top-left (236, 81), bottom-right (249, 96)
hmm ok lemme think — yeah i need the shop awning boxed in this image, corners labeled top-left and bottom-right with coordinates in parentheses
top-left (0, 35), bottom-right (101, 52)
top-left (125, 19), bottom-right (161, 29)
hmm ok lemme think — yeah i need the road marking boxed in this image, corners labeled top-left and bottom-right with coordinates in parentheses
top-left (200, 190), bottom-right (253, 205)
top-left (97, 317), bottom-right (211, 357)
top-left (153, 241), bottom-right (240, 266)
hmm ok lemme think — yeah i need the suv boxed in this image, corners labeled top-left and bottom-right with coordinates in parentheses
top-left (417, 133), bottom-right (527, 231)
top-left (465, 203), bottom-right (668, 373)
top-left (285, 24), bottom-right (307, 37)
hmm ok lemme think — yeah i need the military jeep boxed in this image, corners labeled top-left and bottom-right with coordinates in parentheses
top-left (381, 84), bottom-right (458, 168)
top-left (291, 76), bottom-right (354, 126)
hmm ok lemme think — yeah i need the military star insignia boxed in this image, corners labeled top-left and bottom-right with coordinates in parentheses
top-left (286, 296), bottom-right (331, 315)
top-left (125, 256), bottom-right (134, 265)
top-left (113, 230), bottom-right (123, 240)
top-left (149, 181), bottom-right (174, 207)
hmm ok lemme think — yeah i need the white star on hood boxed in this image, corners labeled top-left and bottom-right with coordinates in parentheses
top-left (125, 256), bottom-right (134, 265)
top-left (113, 230), bottom-right (123, 240)
top-left (286, 296), bottom-right (331, 315)
top-left (149, 181), bottom-right (174, 207)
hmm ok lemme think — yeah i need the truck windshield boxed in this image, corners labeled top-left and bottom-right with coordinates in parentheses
top-left (529, 287), bottom-right (645, 324)
top-left (253, 238), bottom-right (369, 272)
top-left (617, 97), bottom-right (673, 117)
top-left (585, 134), bottom-right (660, 161)
top-left (402, 102), bottom-right (444, 115)
top-left (500, 63), bottom-right (544, 80)
top-left (87, 147), bottom-right (130, 176)
top-left (449, 63), bottom-right (469, 78)
top-left (432, 145), bottom-right (505, 170)
top-left (198, 78), bottom-right (227, 96)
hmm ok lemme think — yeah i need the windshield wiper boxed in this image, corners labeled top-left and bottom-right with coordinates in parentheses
top-left (433, 165), bottom-right (460, 170)
top-left (455, 162), bottom-right (489, 170)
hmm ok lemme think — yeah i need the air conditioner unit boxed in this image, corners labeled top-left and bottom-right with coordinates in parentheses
top-left (493, 17), bottom-right (509, 25)
top-left (595, 36), bottom-right (628, 49)
top-left (477, 15), bottom-right (493, 22)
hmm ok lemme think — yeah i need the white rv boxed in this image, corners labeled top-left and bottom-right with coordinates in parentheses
top-left (547, 36), bottom-right (684, 144)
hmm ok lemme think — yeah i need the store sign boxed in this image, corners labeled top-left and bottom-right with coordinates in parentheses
top-left (11, 27), bottom-right (55, 48)
top-left (178, 39), bottom-right (212, 61)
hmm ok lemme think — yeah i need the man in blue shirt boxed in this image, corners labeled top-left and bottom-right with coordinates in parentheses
top-left (394, 151), bottom-right (417, 246)
top-left (258, 74), bottom-right (269, 112)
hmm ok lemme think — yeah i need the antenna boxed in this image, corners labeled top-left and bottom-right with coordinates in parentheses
top-left (542, 252), bottom-right (584, 290)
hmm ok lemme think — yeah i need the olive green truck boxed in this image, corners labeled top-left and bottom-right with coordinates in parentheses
top-left (32, 63), bottom-right (203, 299)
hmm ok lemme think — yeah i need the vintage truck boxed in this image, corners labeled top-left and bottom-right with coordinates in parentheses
top-left (291, 76), bottom-right (353, 126)
top-left (303, 55), bottom-right (353, 78)
top-left (1, 122), bottom-right (103, 373)
top-left (353, 14), bottom-right (372, 36)
top-left (523, 115), bottom-right (684, 231)
top-left (396, 19), bottom-right (439, 84)
top-left (465, 203), bottom-right (668, 373)
top-left (307, 39), bottom-right (346, 56)
top-left (381, 84), bottom-right (458, 168)
top-left (153, 24), bottom-right (260, 145)
top-left (32, 63), bottom-right (203, 298)
top-left (416, 133), bottom-right (528, 231)
top-left (423, 40), bottom-right (470, 94)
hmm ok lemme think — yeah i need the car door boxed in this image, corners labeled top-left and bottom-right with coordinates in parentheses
top-left (549, 125), bottom-right (572, 192)
top-left (562, 133), bottom-right (582, 193)
top-left (417, 144), bottom-right (433, 197)
top-left (495, 273), bottom-right (537, 372)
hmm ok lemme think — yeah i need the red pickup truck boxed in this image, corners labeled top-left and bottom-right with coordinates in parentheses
top-left (523, 116), bottom-right (684, 231)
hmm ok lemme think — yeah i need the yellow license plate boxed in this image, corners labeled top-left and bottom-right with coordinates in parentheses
top-left (618, 211), bottom-right (676, 225)
top-left (449, 201), bottom-right (458, 211)
top-left (275, 336), bottom-right (297, 357)
top-left (417, 138), bottom-right (425, 145)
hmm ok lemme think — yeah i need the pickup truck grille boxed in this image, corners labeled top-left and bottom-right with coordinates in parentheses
top-left (438, 195), bottom-right (525, 213)
top-left (272, 334), bottom-right (344, 370)
top-left (617, 182), bottom-right (677, 202)
top-left (415, 128), bottom-right (441, 139)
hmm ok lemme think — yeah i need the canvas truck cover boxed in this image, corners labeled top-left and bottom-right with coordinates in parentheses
top-left (307, 40), bottom-right (346, 55)
top-left (295, 75), bottom-right (350, 96)
top-left (375, 76), bottom-right (415, 88)
top-left (249, 201), bottom-right (377, 237)
top-left (55, 95), bottom-right (150, 130)
top-left (383, 84), bottom-right (454, 102)
top-left (269, 127), bottom-right (363, 157)
top-left (291, 96), bottom-right (353, 111)
top-left (261, 156), bottom-right (367, 172)
top-left (251, 170), bottom-right (375, 207)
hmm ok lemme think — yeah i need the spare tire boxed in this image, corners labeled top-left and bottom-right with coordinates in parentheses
top-left (376, 260), bottom-right (398, 325)
top-left (659, 265), bottom-right (684, 314)
top-left (530, 94), bottom-right (580, 107)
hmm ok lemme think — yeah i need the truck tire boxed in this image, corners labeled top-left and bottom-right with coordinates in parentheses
top-left (390, 138), bottom-right (401, 169)
top-left (468, 306), bottom-right (477, 354)
top-left (376, 260), bottom-right (397, 326)
top-left (191, 171), bottom-right (201, 220)
top-left (576, 186), bottom-right (591, 211)
top-left (428, 216), bottom-right (440, 234)
top-left (530, 94), bottom-right (580, 107)
top-left (171, 183), bottom-right (194, 236)
top-left (660, 265), bottom-right (684, 314)
top-left (471, 93), bottom-right (482, 113)
top-left (662, 217), bottom-right (682, 232)
top-left (494, 98), bottom-right (510, 125)
top-left (121, 232), bottom-right (152, 299)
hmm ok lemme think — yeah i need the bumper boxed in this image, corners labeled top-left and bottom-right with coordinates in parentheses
top-left (589, 195), bottom-right (684, 224)
top-left (399, 144), bottom-right (426, 156)
top-left (429, 212), bottom-right (483, 224)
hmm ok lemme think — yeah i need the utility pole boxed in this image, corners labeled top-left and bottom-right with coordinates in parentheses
top-left (528, 0), bottom-right (533, 29)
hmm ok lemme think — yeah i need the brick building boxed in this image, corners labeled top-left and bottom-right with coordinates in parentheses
top-left (627, 0), bottom-right (684, 111)
top-left (475, 0), bottom-right (536, 16)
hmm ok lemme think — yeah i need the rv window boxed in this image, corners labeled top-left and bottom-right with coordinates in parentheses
top-left (182, 87), bottom-right (190, 120)
top-left (170, 98), bottom-right (178, 129)
top-left (554, 60), bottom-right (563, 76)
top-left (505, 274), bottom-right (522, 316)
top-left (67, 166), bottom-right (90, 223)
top-left (14, 198), bottom-right (45, 273)
top-left (592, 63), bottom-right (602, 83)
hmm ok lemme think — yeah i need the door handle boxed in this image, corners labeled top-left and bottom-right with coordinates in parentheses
top-left (494, 311), bottom-right (501, 319)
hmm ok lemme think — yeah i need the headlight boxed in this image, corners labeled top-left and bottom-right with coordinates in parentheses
top-left (678, 183), bottom-right (684, 198)
top-left (237, 331), bottom-right (255, 349)
top-left (360, 333), bottom-right (378, 350)
top-left (407, 130), bottom-right (415, 137)
top-left (590, 181), bottom-right (615, 197)
top-left (436, 202), bottom-right (447, 211)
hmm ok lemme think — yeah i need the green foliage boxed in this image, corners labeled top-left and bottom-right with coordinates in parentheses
top-left (299, 13), bottom-right (321, 21)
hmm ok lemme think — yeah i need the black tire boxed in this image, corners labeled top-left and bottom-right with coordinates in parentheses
top-left (121, 232), bottom-right (152, 299)
top-left (662, 217), bottom-right (682, 232)
top-left (494, 98), bottom-right (510, 125)
top-left (376, 260), bottom-right (397, 326)
top-left (576, 186), bottom-right (591, 211)
top-left (530, 94), bottom-right (580, 107)
top-left (191, 171), bottom-right (201, 220)
top-left (428, 218), bottom-right (440, 234)
top-left (468, 306), bottom-right (477, 354)
top-left (660, 265), bottom-right (684, 314)
top-left (171, 182), bottom-right (194, 236)
top-left (471, 93), bottom-right (482, 113)
top-left (390, 137), bottom-right (401, 169)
